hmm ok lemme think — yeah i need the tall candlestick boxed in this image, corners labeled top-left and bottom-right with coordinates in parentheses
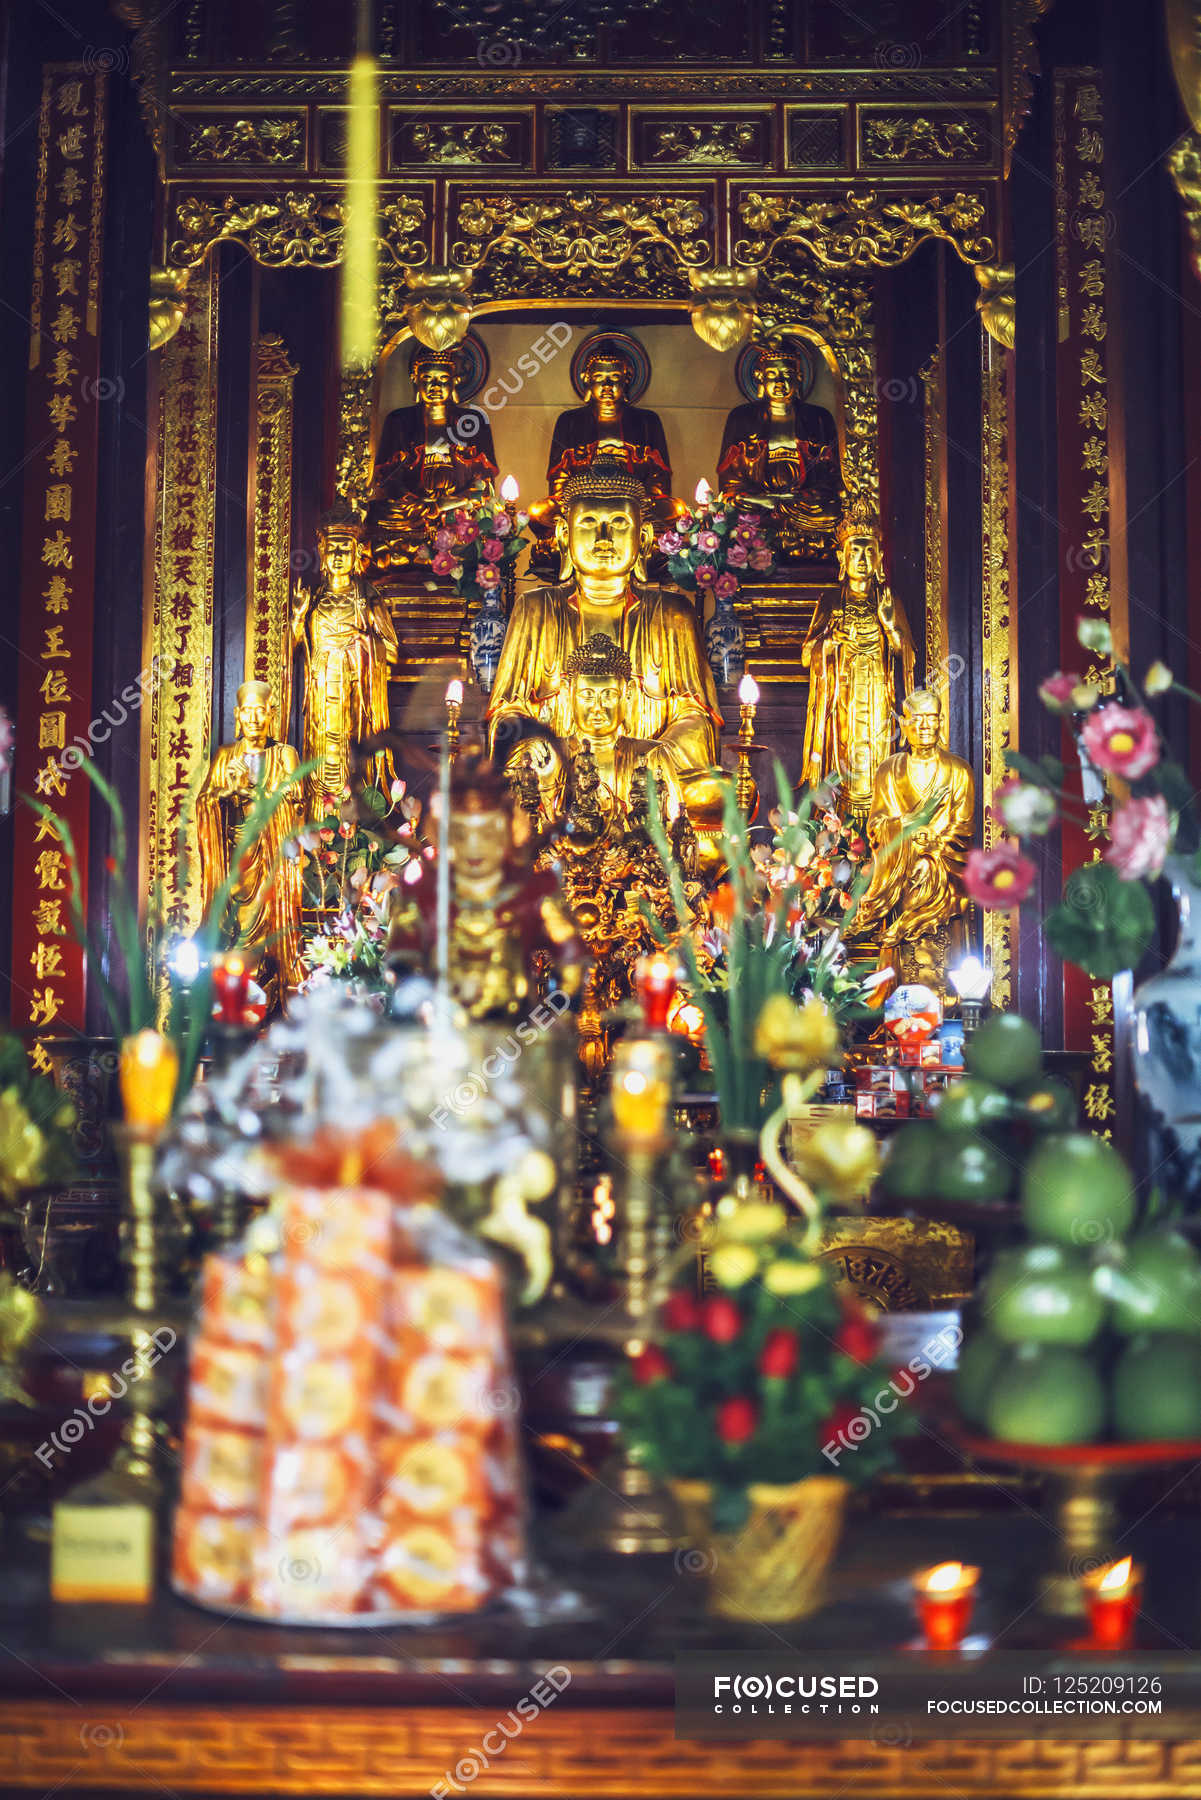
top-left (445, 677), bottom-right (463, 765)
top-left (736, 670), bottom-right (759, 813)
top-left (436, 726), bottom-right (451, 1010)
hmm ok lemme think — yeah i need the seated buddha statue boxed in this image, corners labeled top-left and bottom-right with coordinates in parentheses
top-left (852, 687), bottom-right (976, 991)
top-left (367, 346), bottom-right (498, 569)
top-left (717, 343), bottom-right (842, 559)
top-left (528, 340), bottom-right (680, 551)
top-left (487, 460), bottom-right (721, 817)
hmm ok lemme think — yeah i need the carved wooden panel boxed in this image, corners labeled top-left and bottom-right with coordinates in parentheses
top-left (629, 111), bottom-right (773, 171)
top-left (860, 107), bottom-right (995, 168)
top-left (171, 110), bottom-right (307, 171)
top-left (389, 108), bottom-right (534, 170)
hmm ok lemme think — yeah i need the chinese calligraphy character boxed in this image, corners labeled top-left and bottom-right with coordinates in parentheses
top-left (38, 712), bottom-right (66, 750)
top-left (1090, 1033), bottom-right (1114, 1074)
top-left (42, 575), bottom-right (71, 613)
top-left (1076, 128), bottom-right (1104, 163)
top-left (31, 942), bottom-right (66, 980)
top-left (1082, 436), bottom-right (1108, 473)
top-left (45, 484), bottom-right (72, 523)
top-left (56, 125), bottom-right (85, 160)
top-left (1079, 301), bottom-right (1106, 341)
top-left (1083, 1082), bottom-right (1116, 1123)
top-left (34, 758), bottom-right (67, 798)
top-left (39, 668), bottom-right (69, 704)
top-left (1079, 392), bottom-right (1108, 430)
top-left (29, 986), bottom-right (63, 1026)
top-left (42, 625), bottom-right (70, 658)
top-left (1081, 478), bottom-right (1108, 523)
top-left (35, 850), bottom-right (67, 890)
top-left (56, 167), bottom-right (84, 206)
top-left (51, 260), bottom-right (80, 299)
top-left (33, 899), bottom-right (64, 935)
top-left (1074, 84), bottom-right (1102, 123)
top-left (50, 304), bottom-right (78, 346)
top-left (1078, 259), bottom-right (1105, 297)
top-left (47, 393), bottom-right (78, 431)
top-left (41, 531), bottom-right (71, 569)
top-left (47, 440), bottom-right (77, 479)
top-left (1078, 172), bottom-right (1105, 210)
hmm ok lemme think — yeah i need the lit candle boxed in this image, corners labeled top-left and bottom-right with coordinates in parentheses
top-left (913, 1561), bottom-right (980, 1653)
top-left (118, 1030), bottom-right (180, 1134)
top-left (611, 1038), bottom-right (672, 1152)
top-left (634, 951), bottom-right (679, 1031)
top-left (1082, 1557), bottom-right (1142, 1652)
top-left (499, 473), bottom-right (519, 506)
top-left (694, 477), bottom-right (713, 508)
top-left (736, 671), bottom-right (759, 813)
top-left (211, 952), bottom-right (250, 1025)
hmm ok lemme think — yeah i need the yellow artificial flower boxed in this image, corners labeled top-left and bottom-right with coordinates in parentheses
top-left (792, 1119), bottom-right (879, 1203)
top-left (763, 1257), bottom-right (824, 1297)
top-left (714, 1199), bottom-right (788, 1242)
top-left (708, 1243), bottom-right (761, 1289)
top-left (1145, 661), bottom-right (1174, 696)
top-left (0, 1087), bottom-right (48, 1202)
top-left (754, 994), bottom-right (841, 1073)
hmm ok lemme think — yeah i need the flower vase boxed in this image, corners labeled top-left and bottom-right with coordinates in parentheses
top-left (1132, 854), bottom-right (1201, 1207)
top-left (670, 1475), bottom-right (849, 1620)
top-left (704, 595), bottom-right (745, 689)
top-left (469, 590), bottom-right (507, 695)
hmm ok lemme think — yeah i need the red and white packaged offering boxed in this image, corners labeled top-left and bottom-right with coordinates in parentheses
top-left (172, 1129), bottom-right (532, 1623)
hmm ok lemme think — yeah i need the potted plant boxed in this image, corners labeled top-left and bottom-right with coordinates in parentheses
top-left (615, 1196), bottom-right (913, 1619)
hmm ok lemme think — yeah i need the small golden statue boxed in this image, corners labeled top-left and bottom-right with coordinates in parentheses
top-left (853, 688), bottom-right (976, 990)
top-left (196, 681), bottom-right (305, 1006)
top-left (367, 347), bottom-right (498, 569)
top-left (291, 511), bottom-right (398, 813)
top-left (528, 340), bottom-right (678, 548)
top-left (801, 495), bottom-right (915, 815)
top-left (488, 460), bottom-right (721, 809)
top-left (386, 749), bottom-right (586, 1020)
top-left (717, 342), bottom-right (842, 558)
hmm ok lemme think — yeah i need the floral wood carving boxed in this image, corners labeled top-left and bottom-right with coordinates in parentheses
top-left (168, 190), bottom-right (430, 270)
top-left (732, 187), bottom-right (995, 271)
top-left (448, 188), bottom-right (714, 288)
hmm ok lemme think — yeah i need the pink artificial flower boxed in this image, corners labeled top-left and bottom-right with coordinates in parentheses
top-left (725, 540), bottom-right (749, 567)
top-left (493, 512), bottom-right (512, 538)
top-left (434, 527), bottom-right (453, 551)
top-left (964, 843), bottom-right (1037, 911)
top-left (1038, 670), bottom-right (1085, 713)
top-left (454, 516), bottom-right (479, 545)
top-left (990, 776), bottom-right (1057, 837)
top-left (697, 529), bottom-right (720, 552)
top-left (657, 530), bottom-right (683, 555)
top-left (695, 562), bottom-right (717, 586)
top-left (338, 821), bottom-right (355, 840)
top-left (1081, 703), bottom-right (1160, 779)
top-left (432, 549), bottom-right (456, 576)
top-left (390, 776), bottom-right (407, 804)
top-left (714, 571), bottom-right (739, 599)
top-left (482, 537), bottom-right (505, 561)
top-left (748, 547), bottom-right (772, 572)
top-left (478, 563), bottom-right (501, 588)
top-left (1106, 793), bottom-right (1172, 880)
top-left (0, 705), bottom-right (11, 777)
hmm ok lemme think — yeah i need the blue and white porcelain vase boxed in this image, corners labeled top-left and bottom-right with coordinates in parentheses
top-left (469, 589), bottom-right (507, 695)
top-left (704, 594), bottom-right (745, 690)
top-left (1132, 854), bottom-right (1201, 1204)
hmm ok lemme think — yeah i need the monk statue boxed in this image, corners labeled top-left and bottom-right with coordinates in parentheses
top-left (291, 510), bottom-right (398, 813)
top-left (196, 681), bottom-right (305, 1008)
top-left (853, 688), bottom-right (976, 991)
top-left (487, 461), bottom-right (721, 824)
top-left (528, 340), bottom-right (679, 551)
top-left (801, 494), bottom-right (915, 816)
top-left (367, 346), bottom-right (498, 569)
top-left (717, 343), bottom-right (842, 559)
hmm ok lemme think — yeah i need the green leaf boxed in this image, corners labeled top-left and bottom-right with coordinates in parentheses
top-left (1153, 757), bottom-right (1195, 818)
top-left (1045, 861), bottom-right (1155, 978)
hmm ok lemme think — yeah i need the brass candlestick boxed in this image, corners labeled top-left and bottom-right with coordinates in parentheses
top-left (445, 677), bottom-right (463, 766)
top-left (736, 671), bottom-right (759, 814)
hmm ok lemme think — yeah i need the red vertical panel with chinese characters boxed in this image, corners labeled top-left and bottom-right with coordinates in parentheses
top-left (10, 68), bottom-right (106, 1046)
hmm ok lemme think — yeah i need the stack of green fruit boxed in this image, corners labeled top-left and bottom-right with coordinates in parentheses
top-left (880, 1014), bottom-right (1076, 1208)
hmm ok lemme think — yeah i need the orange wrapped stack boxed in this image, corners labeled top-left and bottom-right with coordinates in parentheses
top-left (173, 1136), bottom-right (529, 1622)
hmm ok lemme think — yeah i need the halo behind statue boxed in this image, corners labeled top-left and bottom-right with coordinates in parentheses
top-left (408, 329), bottom-right (489, 402)
top-left (735, 336), bottom-right (818, 404)
top-left (569, 329), bottom-right (652, 404)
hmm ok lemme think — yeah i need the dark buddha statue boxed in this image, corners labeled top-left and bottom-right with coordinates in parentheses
top-left (367, 346), bottom-right (498, 569)
top-left (528, 338), bottom-right (679, 547)
top-left (717, 343), bottom-right (842, 559)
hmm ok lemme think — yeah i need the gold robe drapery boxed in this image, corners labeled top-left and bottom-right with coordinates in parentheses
top-left (486, 581), bottom-right (721, 780)
top-left (801, 580), bottom-right (915, 812)
top-left (195, 739), bottom-right (305, 996)
top-left (294, 586), bottom-right (398, 807)
top-left (855, 745), bottom-right (975, 950)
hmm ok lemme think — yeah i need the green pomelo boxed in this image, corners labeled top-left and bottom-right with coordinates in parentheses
top-left (985, 1344), bottom-right (1106, 1445)
top-left (880, 1124), bottom-right (939, 1200)
top-left (965, 1014), bottom-right (1043, 1090)
top-left (954, 1330), bottom-right (1007, 1428)
top-left (1013, 1076), bottom-right (1078, 1132)
top-left (983, 1243), bottom-right (1105, 1347)
top-left (1021, 1132), bottom-right (1136, 1247)
top-left (932, 1136), bottom-right (1013, 1203)
top-left (1098, 1231), bottom-right (1201, 1335)
top-left (934, 1079), bottom-right (1013, 1136)
top-left (1111, 1335), bottom-right (1201, 1441)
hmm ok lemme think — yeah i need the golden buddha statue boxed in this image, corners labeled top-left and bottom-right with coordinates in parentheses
top-left (801, 495), bottom-right (915, 815)
top-left (291, 511), bottom-right (398, 812)
top-left (367, 347), bottom-right (498, 569)
top-left (717, 343), bottom-right (842, 558)
top-left (528, 340), bottom-right (679, 548)
top-left (487, 461), bottom-right (721, 812)
top-left (196, 681), bottom-right (305, 1007)
top-left (853, 688), bottom-right (976, 990)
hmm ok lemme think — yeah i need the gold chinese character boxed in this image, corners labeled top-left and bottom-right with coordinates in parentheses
top-left (42, 625), bottom-right (69, 658)
top-left (1082, 435), bottom-right (1108, 473)
top-left (29, 986), bottom-right (63, 1026)
top-left (1078, 172), bottom-right (1105, 210)
top-left (1081, 477), bottom-right (1108, 523)
top-left (28, 1042), bottom-right (53, 1075)
top-left (52, 213), bottom-right (82, 254)
top-left (45, 484), bottom-right (72, 523)
top-left (31, 941), bottom-right (66, 980)
top-left (33, 898), bottom-right (64, 935)
top-left (39, 668), bottom-right (69, 704)
top-left (55, 79), bottom-right (87, 117)
top-left (1080, 301), bottom-right (1106, 341)
top-left (33, 812), bottom-right (61, 844)
top-left (1084, 1082), bottom-right (1116, 1123)
top-left (47, 439), bottom-right (76, 479)
top-left (40, 531), bottom-right (71, 569)
top-left (51, 260), bottom-right (80, 299)
top-left (56, 125), bottom-right (85, 160)
top-left (38, 712), bottom-right (66, 749)
top-left (1077, 127), bottom-right (1104, 163)
top-left (1080, 346), bottom-right (1106, 384)
top-left (34, 758), bottom-right (67, 798)
top-left (1073, 213), bottom-right (1108, 250)
top-left (1079, 393), bottom-right (1108, 430)
top-left (42, 575), bottom-right (71, 614)
top-left (1090, 1032), bottom-right (1113, 1074)
top-left (1078, 259), bottom-right (1105, 297)
top-left (47, 393), bottom-right (78, 431)
top-left (35, 849), bottom-right (68, 890)
top-left (1074, 84), bottom-right (1102, 123)
top-left (50, 304), bottom-right (78, 346)
top-left (56, 167), bottom-right (84, 206)
top-left (1085, 571), bottom-right (1109, 606)
top-left (1088, 983), bottom-right (1114, 1023)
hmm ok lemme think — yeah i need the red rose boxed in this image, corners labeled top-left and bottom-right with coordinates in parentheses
top-left (663, 1291), bottom-right (702, 1333)
top-left (819, 1401), bottom-right (861, 1449)
top-left (759, 1328), bottom-right (800, 1379)
top-left (716, 1396), bottom-right (757, 1444)
top-left (834, 1308), bottom-right (882, 1367)
top-left (631, 1345), bottom-right (672, 1386)
top-left (701, 1295), bottom-right (742, 1344)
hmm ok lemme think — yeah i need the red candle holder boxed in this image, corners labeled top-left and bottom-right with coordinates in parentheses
top-left (634, 952), bottom-right (679, 1031)
top-left (913, 1562), bottom-right (980, 1653)
top-left (212, 952), bottom-right (251, 1025)
top-left (1082, 1558), bottom-right (1142, 1652)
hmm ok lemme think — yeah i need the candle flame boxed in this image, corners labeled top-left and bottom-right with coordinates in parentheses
top-left (621, 1070), bottom-right (648, 1096)
top-left (738, 672), bottom-right (760, 707)
top-left (1099, 1556), bottom-right (1133, 1592)
top-left (925, 1562), bottom-right (965, 1592)
top-left (500, 474), bottom-right (519, 504)
top-left (445, 678), bottom-right (464, 706)
top-left (695, 477), bottom-right (713, 507)
top-left (224, 953), bottom-right (246, 978)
